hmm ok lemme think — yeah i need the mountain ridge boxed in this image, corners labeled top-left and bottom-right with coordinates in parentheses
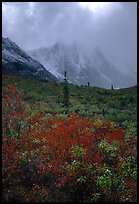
top-left (28, 42), bottom-right (136, 89)
top-left (2, 37), bottom-right (59, 82)
top-left (2, 37), bottom-right (136, 89)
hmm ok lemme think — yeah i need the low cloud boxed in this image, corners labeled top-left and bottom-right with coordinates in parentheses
top-left (2, 2), bottom-right (137, 75)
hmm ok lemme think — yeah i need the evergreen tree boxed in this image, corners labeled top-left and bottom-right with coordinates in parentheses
top-left (63, 70), bottom-right (70, 110)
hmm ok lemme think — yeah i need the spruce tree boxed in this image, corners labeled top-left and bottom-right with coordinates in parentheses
top-left (63, 70), bottom-right (70, 110)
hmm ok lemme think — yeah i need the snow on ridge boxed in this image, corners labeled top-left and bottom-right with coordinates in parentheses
top-left (2, 37), bottom-right (59, 82)
top-left (28, 41), bottom-right (136, 88)
top-left (98, 70), bottom-right (112, 84)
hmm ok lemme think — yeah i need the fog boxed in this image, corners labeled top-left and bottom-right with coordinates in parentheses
top-left (2, 2), bottom-right (137, 78)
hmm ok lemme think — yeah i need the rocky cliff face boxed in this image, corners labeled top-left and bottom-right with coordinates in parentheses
top-left (2, 37), bottom-right (58, 82)
top-left (3, 37), bottom-right (135, 88)
top-left (29, 42), bottom-right (136, 89)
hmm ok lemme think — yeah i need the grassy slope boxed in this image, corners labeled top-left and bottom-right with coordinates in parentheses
top-left (2, 74), bottom-right (137, 202)
top-left (2, 74), bottom-right (137, 134)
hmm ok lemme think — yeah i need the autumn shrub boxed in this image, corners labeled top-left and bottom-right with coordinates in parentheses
top-left (2, 83), bottom-right (29, 137)
top-left (22, 114), bottom-right (137, 201)
top-left (2, 84), bottom-right (137, 202)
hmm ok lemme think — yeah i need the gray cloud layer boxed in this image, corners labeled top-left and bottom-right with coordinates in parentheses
top-left (2, 2), bottom-right (137, 76)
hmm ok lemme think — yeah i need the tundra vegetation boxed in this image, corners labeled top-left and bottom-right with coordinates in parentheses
top-left (2, 74), bottom-right (137, 202)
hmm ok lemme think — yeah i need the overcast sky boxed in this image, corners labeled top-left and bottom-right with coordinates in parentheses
top-left (2, 2), bottom-right (137, 75)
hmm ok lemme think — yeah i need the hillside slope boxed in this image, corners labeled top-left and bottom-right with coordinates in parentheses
top-left (29, 42), bottom-right (136, 89)
top-left (2, 37), bottom-right (58, 82)
top-left (2, 74), bottom-right (137, 133)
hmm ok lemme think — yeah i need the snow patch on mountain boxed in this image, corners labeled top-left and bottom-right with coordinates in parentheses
top-left (98, 71), bottom-right (112, 84)
top-left (28, 42), bottom-right (136, 88)
top-left (2, 37), bottom-right (58, 82)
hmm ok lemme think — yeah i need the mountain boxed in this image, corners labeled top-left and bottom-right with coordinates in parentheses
top-left (28, 42), bottom-right (136, 89)
top-left (2, 37), bottom-right (58, 82)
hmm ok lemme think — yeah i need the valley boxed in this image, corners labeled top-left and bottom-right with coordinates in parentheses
top-left (2, 74), bottom-right (137, 202)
